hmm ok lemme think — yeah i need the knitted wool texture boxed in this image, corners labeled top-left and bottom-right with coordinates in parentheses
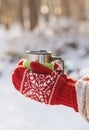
top-left (12, 60), bottom-right (78, 112)
top-left (75, 77), bottom-right (89, 122)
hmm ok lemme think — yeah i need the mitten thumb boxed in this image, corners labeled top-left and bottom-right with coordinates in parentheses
top-left (30, 62), bottom-right (53, 74)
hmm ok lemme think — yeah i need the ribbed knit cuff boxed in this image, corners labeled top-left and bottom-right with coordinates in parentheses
top-left (75, 78), bottom-right (89, 122)
top-left (51, 75), bottom-right (79, 112)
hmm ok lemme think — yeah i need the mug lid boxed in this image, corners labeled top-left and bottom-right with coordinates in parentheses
top-left (26, 50), bottom-right (52, 55)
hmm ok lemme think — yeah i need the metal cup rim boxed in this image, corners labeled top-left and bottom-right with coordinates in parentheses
top-left (26, 50), bottom-right (52, 55)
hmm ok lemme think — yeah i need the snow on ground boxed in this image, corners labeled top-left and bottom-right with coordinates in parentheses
top-left (0, 17), bottom-right (89, 130)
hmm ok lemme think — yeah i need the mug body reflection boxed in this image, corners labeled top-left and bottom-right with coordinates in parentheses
top-left (26, 50), bottom-right (52, 63)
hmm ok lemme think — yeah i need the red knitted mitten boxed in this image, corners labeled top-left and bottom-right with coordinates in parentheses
top-left (12, 59), bottom-right (78, 112)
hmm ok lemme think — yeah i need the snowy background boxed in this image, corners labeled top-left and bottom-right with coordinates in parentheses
top-left (0, 17), bottom-right (89, 130)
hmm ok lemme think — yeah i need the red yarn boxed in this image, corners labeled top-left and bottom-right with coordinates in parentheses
top-left (12, 60), bottom-right (78, 112)
top-left (12, 65), bottom-right (26, 91)
top-left (30, 62), bottom-right (53, 74)
top-left (51, 76), bottom-right (78, 112)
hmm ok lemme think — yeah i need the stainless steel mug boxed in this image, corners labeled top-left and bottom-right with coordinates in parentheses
top-left (26, 50), bottom-right (64, 74)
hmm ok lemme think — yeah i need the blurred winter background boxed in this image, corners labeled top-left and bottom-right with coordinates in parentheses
top-left (0, 0), bottom-right (89, 130)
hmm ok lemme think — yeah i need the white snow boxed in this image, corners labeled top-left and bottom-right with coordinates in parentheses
top-left (0, 17), bottom-right (89, 130)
